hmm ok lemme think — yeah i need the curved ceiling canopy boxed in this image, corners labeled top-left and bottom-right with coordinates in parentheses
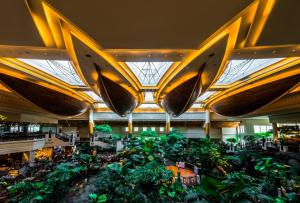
top-left (1, 0), bottom-right (300, 117)
top-left (161, 71), bottom-right (202, 117)
top-left (0, 74), bottom-right (88, 116)
top-left (96, 67), bottom-right (138, 117)
top-left (210, 74), bottom-right (300, 117)
top-left (157, 35), bottom-right (228, 115)
top-left (252, 91), bottom-right (300, 116)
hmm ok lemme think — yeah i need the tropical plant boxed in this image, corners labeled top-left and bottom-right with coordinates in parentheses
top-left (94, 124), bottom-right (112, 134)
top-left (140, 129), bottom-right (158, 137)
top-left (8, 162), bottom-right (88, 203)
top-left (220, 172), bottom-right (273, 202)
top-left (163, 130), bottom-right (187, 162)
top-left (255, 157), bottom-right (289, 194)
top-left (226, 138), bottom-right (237, 143)
top-left (187, 139), bottom-right (230, 176)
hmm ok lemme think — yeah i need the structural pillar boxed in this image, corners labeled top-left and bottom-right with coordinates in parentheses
top-left (165, 113), bottom-right (171, 134)
top-left (272, 122), bottom-right (278, 143)
top-left (29, 151), bottom-right (35, 167)
top-left (89, 108), bottom-right (94, 137)
top-left (204, 109), bottom-right (210, 139)
top-left (127, 113), bottom-right (133, 135)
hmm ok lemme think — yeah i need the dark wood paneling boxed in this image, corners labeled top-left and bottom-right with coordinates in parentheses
top-left (72, 36), bottom-right (100, 94)
top-left (161, 35), bottom-right (228, 95)
top-left (211, 74), bottom-right (300, 117)
top-left (161, 72), bottom-right (202, 117)
top-left (96, 66), bottom-right (137, 117)
top-left (252, 91), bottom-right (300, 116)
top-left (0, 74), bottom-right (88, 116)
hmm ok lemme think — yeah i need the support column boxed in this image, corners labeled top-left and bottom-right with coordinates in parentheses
top-left (89, 108), bottom-right (94, 137)
top-left (29, 151), bottom-right (35, 167)
top-left (127, 113), bottom-right (133, 135)
top-left (272, 122), bottom-right (278, 143)
top-left (165, 113), bottom-right (171, 134)
top-left (204, 109), bottom-right (210, 139)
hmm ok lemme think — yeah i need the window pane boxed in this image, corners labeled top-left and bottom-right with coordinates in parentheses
top-left (126, 62), bottom-right (173, 86)
top-left (18, 59), bottom-right (85, 86)
top-left (254, 125), bottom-right (260, 133)
top-left (260, 126), bottom-right (267, 133)
top-left (215, 58), bottom-right (283, 85)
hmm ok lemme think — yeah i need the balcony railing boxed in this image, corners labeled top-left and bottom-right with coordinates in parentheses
top-left (0, 134), bottom-right (45, 142)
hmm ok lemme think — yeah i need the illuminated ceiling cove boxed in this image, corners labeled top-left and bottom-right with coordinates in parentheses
top-left (0, 0), bottom-right (299, 117)
top-left (215, 58), bottom-right (284, 86)
top-left (18, 59), bottom-right (85, 86)
top-left (126, 62), bottom-right (173, 86)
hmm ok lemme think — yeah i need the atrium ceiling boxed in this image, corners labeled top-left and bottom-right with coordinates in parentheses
top-left (0, 0), bottom-right (299, 118)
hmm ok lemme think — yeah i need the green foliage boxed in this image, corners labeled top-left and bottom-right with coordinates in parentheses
top-left (226, 138), bottom-right (237, 143)
top-left (88, 193), bottom-right (108, 203)
top-left (187, 139), bottom-right (230, 175)
top-left (163, 131), bottom-right (187, 162)
top-left (93, 134), bottom-right (189, 202)
top-left (140, 129), bottom-right (158, 137)
top-left (220, 172), bottom-right (273, 202)
top-left (94, 124), bottom-right (112, 133)
top-left (8, 159), bottom-right (88, 203)
top-left (112, 133), bottom-right (122, 141)
top-left (255, 157), bottom-right (287, 178)
top-left (255, 131), bottom-right (273, 138)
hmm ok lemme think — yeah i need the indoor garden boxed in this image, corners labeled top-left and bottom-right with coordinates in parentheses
top-left (1, 124), bottom-right (300, 203)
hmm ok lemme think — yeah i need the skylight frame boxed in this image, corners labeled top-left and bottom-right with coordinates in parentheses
top-left (84, 91), bottom-right (101, 101)
top-left (197, 91), bottom-right (217, 101)
top-left (215, 58), bottom-right (284, 86)
top-left (18, 58), bottom-right (85, 86)
top-left (126, 62), bottom-right (173, 86)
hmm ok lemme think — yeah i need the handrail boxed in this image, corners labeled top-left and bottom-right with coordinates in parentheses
top-left (0, 134), bottom-right (45, 142)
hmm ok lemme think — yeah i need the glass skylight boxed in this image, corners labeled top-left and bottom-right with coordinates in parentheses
top-left (84, 91), bottom-right (101, 101)
top-left (93, 103), bottom-right (108, 108)
top-left (190, 103), bottom-right (204, 108)
top-left (138, 104), bottom-right (160, 109)
top-left (197, 91), bottom-right (216, 101)
top-left (18, 59), bottom-right (85, 86)
top-left (126, 62), bottom-right (173, 86)
top-left (215, 58), bottom-right (284, 85)
top-left (144, 92), bottom-right (154, 102)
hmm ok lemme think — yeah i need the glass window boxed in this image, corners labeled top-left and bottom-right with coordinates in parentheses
top-left (18, 59), bottom-right (85, 86)
top-left (151, 127), bottom-right (155, 131)
top-left (134, 127), bottom-right (139, 132)
top-left (138, 104), bottom-right (160, 109)
top-left (125, 127), bottom-right (128, 132)
top-left (142, 127), bottom-right (147, 131)
top-left (215, 58), bottom-right (284, 85)
top-left (260, 126), bottom-right (267, 133)
top-left (160, 127), bottom-right (164, 132)
top-left (144, 92), bottom-right (154, 102)
top-left (239, 125), bottom-right (245, 134)
top-left (126, 62), bottom-right (173, 86)
top-left (84, 91), bottom-right (101, 101)
top-left (254, 125), bottom-right (260, 133)
top-left (197, 91), bottom-right (217, 101)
